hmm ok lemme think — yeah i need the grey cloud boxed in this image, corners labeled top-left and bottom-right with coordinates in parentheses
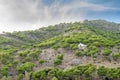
top-left (0, 0), bottom-right (86, 24)
top-left (1, 0), bottom-right (43, 23)
top-left (0, 0), bottom-right (119, 32)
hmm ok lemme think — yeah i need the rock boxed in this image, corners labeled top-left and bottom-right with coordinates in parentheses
top-left (70, 59), bottom-right (81, 66)
top-left (78, 43), bottom-right (86, 50)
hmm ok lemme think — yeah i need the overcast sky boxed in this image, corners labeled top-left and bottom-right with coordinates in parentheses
top-left (0, 0), bottom-right (120, 33)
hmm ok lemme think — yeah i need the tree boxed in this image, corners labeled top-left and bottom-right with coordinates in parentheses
top-left (0, 66), bottom-right (9, 76)
top-left (54, 54), bottom-right (64, 66)
top-left (103, 48), bottom-right (112, 56)
top-left (75, 50), bottom-right (83, 56)
top-left (16, 62), bottom-right (35, 74)
top-left (97, 66), bottom-right (107, 79)
top-left (52, 77), bottom-right (58, 80)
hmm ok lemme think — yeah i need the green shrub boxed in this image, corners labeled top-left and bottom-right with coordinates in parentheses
top-left (1, 76), bottom-right (12, 80)
top-left (75, 50), bottom-right (83, 56)
top-left (0, 66), bottom-right (9, 76)
top-left (13, 60), bottom-right (19, 65)
top-left (39, 60), bottom-right (46, 64)
top-left (16, 62), bottom-right (35, 74)
top-left (29, 51), bottom-right (40, 59)
top-left (97, 66), bottom-right (107, 76)
top-left (92, 41), bottom-right (101, 47)
top-left (53, 45), bottom-right (60, 50)
top-left (17, 74), bottom-right (24, 80)
top-left (93, 58), bottom-right (96, 61)
top-left (38, 40), bottom-right (57, 48)
top-left (23, 57), bottom-right (32, 62)
top-left (70, 44), bottom-right (78, 50)
top-left (104, 41), bottom-right (114, 47)
top-left (112, 53), bottom-right (120, 60)
top-left (56, 54), bottom-right (64, 60)
top-left (61, 42), bottom-right (69, 48)
top-left (103, 48), bottom-right (112, 56)
top-left (54, 59), bottom-right (62, 66)
top-left (19, 50), bottom-right (30, 57)
top-left (52, 77), bottom-right (58, 80)
top-left (84, 48), bottom-right (98, 56)
top-left (117, 46), bottom-right (120, 49)
top-left (54, 54), bottom-right (64, 66)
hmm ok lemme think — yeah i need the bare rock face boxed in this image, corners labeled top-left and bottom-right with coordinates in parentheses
top-left (40, 49), bottom-right (57, 67)
top-left (70, 59), bottom-right (82, 66)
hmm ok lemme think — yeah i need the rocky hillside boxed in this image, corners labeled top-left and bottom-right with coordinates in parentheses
top-left (0, 20), bottom-right (120, 80)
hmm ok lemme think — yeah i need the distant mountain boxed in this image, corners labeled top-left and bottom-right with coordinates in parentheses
top-left (0, 23), bottom-right (69, 48)
top-left (0, 20), bottom-right (120, 48)
top-left (84, 19), bottom-right (120, 32)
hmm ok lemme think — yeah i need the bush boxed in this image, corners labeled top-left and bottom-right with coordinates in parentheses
top-left (54, 59), bottom-right (62, 66)
top-left (75, 50), bottom-right (83, 56)
top-left (61, 42), bottom-right (69, 48)
top-left (92, 41), bottom-right (101, 47)
top-left (13, 60), bottom-right (19, 65)
top-left (70, 44), bottom-right (78, 50)
top-left (0, 66), bottom-right (9, 76)
top-left (1, 76), bottom-right (12, 80)
top-left (38, 40), bottom-right (57, 48)
top-left (103, 48), bottom-right (112, 56)
top-left (104, 41), bottom-right (114, 47)
top-left (53, 45), bottom-right (60, 50)
top-left (29, 50), bottom-right (41, 59)
top-left (22, 57), bottom-right (32, 62)
top-left (16, 62), bottom-right (35, 74)
top-left (117, 46), bottom-right (120, 49)
top-left (54, 54), bottom-right (64, 66)
top-left (17, 74), bottom-right (24, 80)
top-left (19, 50), bottom-right (30, 57)
top-left (52, 77), bottom-right (58, 80)
top-left (112, 53), bottom-right (120, 60)
top-left (84, 48), bottom-right (98, 56)
top-left (39, 60), bottom-right (46, 64)
top-left (56, 54), bottom-right (64, 60)
top-left (97, 66), bottom-right (107, 76)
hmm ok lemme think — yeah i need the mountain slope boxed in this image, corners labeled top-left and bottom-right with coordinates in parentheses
top-left (0, 20), bottom-right (120, 80)
top-left (84, 19), bottom-right (120, 32)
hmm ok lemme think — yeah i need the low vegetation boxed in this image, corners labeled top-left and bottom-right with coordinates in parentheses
top-left (0, 20), bottom-right (120, 80)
